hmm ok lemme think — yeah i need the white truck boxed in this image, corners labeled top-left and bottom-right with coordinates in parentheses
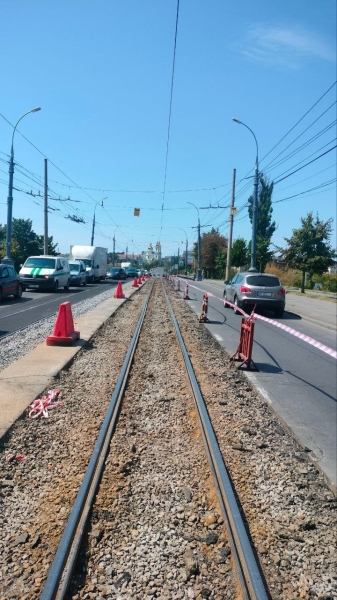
top-left (70, 245), bottom-right (108, 282)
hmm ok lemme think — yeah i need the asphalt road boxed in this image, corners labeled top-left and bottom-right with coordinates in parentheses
top-left (182, 279), bottom-right (337, 489)
top-left (0, 280), bottom-right (118, 337)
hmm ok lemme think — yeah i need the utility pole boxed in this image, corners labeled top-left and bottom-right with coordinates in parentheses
top-left (44, 159), bottom-right (48, 255)
top-left (91, 210), bottom-right (95, 246)
top-left (197, 219), bottom-right (201, 281)
top-left (185, 238), bottom-right (188, 274)
top-left (177, 247), bottom-right (180, 275)
top-left (91, 198), bottom-right (105, 247)
top-left (112, 235), bottom-right (116, 266)
top-left (125, 246), bottom-right (128, 260)
top-left (225, 168), bottom-right (236, 281)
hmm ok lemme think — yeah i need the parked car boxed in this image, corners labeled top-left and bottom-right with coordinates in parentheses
top-left (106, 267), bottom-right (127, 281)
top-left (69, 260), bottom-right (87, 287)
top-left (0, 264), bottom-right (23, 302)
top-left (224, 272), bottom-right (286, 317)
top-left (19, 256), bottom-right (70, 292)
top-left (125, 267), bottom-right (139, 278)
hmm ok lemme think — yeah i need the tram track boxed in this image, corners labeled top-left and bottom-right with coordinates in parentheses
top-left (0, 279), bottom-right (335, 600)
top-left (39, 279), bottom-right (267, 600)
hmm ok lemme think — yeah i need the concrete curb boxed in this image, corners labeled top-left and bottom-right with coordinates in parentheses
top-left (0, 282), bottom-right (143, 440)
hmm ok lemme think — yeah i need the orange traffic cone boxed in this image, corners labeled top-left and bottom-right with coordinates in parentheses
top-left (141, 275), bottom-right (145, 282)
top-left (114, 281), bottom-right (125, 299)
top-left (46, 302), bottom-right (80, 345)
top-left (132, 277), bottom-right (139, 288)
top-left (137, 276), bottom-right (142, 285)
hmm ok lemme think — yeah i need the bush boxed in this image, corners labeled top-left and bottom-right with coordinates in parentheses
top-left (265, 264), bottom-right (301, 287)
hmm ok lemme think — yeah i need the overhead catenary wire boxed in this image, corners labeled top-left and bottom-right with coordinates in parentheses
top-left (159, 0), bottom-right (180, 237)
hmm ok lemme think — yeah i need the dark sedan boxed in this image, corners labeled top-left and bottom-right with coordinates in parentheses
top-left (106, 267), bottom-right (127, 281)
top-left (0, 264), bottom-right (23, 302)
top-left (125, 268), bottom-right (139, 278)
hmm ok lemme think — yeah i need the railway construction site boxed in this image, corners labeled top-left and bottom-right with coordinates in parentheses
top-left (0, 278), bottom-right (336, 600)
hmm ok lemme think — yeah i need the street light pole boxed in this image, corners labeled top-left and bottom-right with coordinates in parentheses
top-left (91, 197), bottom-right (107, 246)
top-left (179, 228), bottom-right (188, 275)
top-left (2, 107), bottom-right (41, 265)
top-left (232, 118), bottom-right (259, 272)
top-left (187, 202), bottom-right (202, 281)
top-left (225, 168), bottom-right (236, 281)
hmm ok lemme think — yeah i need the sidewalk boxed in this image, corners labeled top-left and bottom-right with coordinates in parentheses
top-left (0, 286), bottom-right (136, 440)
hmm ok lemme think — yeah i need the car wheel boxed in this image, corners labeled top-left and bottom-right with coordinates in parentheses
top-left (224, 292), bottom-right (229, 308)
top-left (64, 279), bottom-right (70, 291)
top-left (83, 278), bottom-right (87, 286)
top-left (15, 283), bottom-right (23, 298)
top-left (274, 308), bottom-right (284, 318)
top-left (234, 296), bottom-right (242, 315)
top-left (53, 280), bottom-right (59, 293)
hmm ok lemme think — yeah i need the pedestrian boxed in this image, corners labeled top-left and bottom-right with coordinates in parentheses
top-left (202, 269), bottom-right (205, 280)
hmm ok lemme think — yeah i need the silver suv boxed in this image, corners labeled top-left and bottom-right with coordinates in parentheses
top-left (224, 272), bottom-right (286, 317)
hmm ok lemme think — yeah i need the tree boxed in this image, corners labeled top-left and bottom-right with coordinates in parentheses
top-left (248, 175), bottom-right (276, 272)
top-left (280, 212), bottom-right (336, 293)
top-left (200, 228), bottom-right (227, 278)
top-left (231, 237), bottom-right (248, 268)
top-left (0, 219), bottom-right (57, 272)
top-left (215, 247), bottom-right (227, 277)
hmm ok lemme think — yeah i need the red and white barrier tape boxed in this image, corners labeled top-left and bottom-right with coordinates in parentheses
top-left (174, 277), bottom-right (337, 360)
top-left (29, 389), bottom-right (62, 418)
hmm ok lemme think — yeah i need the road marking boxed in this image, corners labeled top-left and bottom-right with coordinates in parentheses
top-left (214, 333), bottom-right (223, 342)
top-left (0, 285), bottom-right (112, 322)
top-left (245, 373), bottom-right (272, 404)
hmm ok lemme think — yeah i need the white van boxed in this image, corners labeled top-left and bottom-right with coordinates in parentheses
top-left (19, 256), bottom-right (70, 292)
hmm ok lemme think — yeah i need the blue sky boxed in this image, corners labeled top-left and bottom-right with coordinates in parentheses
top-left (1, 0), bottom-right (336, 260)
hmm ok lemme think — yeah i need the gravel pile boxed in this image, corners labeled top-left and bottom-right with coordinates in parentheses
top-left (0, 283), bottom-right (132, 372)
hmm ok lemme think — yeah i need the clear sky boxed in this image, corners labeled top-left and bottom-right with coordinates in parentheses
top-left (1, 0), bottom-right (336, 260)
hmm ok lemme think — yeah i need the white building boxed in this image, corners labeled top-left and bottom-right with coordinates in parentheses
top-left (141, 241), bottom-right (162, 263)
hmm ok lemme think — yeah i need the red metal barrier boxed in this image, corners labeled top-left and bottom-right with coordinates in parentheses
top-left (183, 283), bottom-right (190, 300)
top-left (198, 293), bottom-right (209, 323)
top-left (231, 317), bottom-right (258, 371)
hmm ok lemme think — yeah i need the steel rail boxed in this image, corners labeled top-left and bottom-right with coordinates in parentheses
top-left (163, 282), bottom-right (269, 600)
top-left (40, 280), bottom-right (154, 600)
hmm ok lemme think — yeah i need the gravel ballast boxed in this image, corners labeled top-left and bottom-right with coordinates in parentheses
top-left (0, 279), bottom-right (336, 599)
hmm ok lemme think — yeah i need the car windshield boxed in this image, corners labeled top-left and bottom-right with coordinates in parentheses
top-left (70, 264), bottom-right (80, 272)
top-left (246, 275), bottom-right (280, 287)
top-left (109, 268), bottom-right (120, 273)
top-left (24, 258), bottom-right (56, 269)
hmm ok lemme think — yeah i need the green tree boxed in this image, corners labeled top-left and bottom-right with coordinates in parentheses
top-left (231, 237), bottom-right (248, 268)
top-left (200, 228), bottom-right (227, 278)
top-left (280, 212), bottom-right (336, 293)
top-left (215, 247), bottom-right (227, 278)
top-left (0, 218), bottom-right (57, 271)
top-left (248, 176), bottom-right (276, 272)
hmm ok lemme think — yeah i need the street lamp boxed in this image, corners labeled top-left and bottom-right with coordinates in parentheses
top-left (232, 117), bottom-right (259, 272)
top-left (187, 202), bottom-right (202, 281)
top-left (91, 197), bottom-right (107, 246)
top-left (179, 228), bottom-right (188, 275)
top-left (2, 107), bottom-right (41, 265)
